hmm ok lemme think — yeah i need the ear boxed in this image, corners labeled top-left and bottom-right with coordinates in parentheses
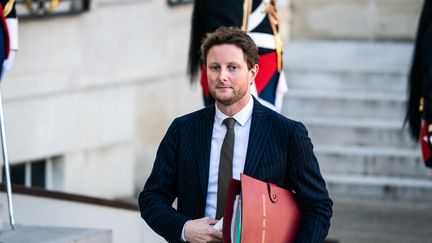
top-left (249, 64), bottom-right (259, 83)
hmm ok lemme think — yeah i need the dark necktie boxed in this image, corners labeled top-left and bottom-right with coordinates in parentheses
top-left (216, 117), bottom-right (235, 219)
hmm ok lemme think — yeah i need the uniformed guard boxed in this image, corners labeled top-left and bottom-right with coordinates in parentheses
top-left (0, 0), bottom-right (18, 80)
top-left (188, 0), bottom-right (288, 112)
top-left (405, 0), bottom-right (432, 168)
top-left (0, 0), bottom-right (18, 229)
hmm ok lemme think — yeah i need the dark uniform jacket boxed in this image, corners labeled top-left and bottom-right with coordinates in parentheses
top-left (406, 0), bottom-right (432, 139)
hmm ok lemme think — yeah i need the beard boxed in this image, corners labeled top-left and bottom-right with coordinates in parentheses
top-left (210, 87), bottom-right (248, 106)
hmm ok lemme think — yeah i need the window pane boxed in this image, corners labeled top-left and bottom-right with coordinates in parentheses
top-left (31, 160), bottom-right (46, 188)
top-left (3, 164), bottom-right (26, 185)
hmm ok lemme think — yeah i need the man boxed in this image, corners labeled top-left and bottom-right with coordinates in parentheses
top-left (188, 0), bottom-right (288, 112)
top-left (139, 27), bottom-right (332, 243)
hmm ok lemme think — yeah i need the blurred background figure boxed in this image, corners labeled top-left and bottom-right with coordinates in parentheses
top-left (0, 0), bottom-right (18, 230)
top-left (0, 0), bottom-right (18, 80)
top-left (188, 0), bottom-right (287, 112)
top-left (405, 0), bottom-right (432, 168)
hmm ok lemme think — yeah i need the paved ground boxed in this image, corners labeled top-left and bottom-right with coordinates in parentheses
top-left (129, 194), bottom-right (432, 243)
top-left (328, 196), bottom-right (432, 243)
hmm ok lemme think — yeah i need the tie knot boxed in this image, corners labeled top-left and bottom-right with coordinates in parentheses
top-left (223, 118), bottom-right (235, 130)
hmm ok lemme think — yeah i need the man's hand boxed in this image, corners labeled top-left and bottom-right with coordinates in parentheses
top-left (184, 217), bottom-right (223, 243)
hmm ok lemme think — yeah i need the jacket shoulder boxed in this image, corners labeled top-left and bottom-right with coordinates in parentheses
top-left (255, 101), bottom-right (302, 129)
top-left (173, 105), bottom-right (214, 125)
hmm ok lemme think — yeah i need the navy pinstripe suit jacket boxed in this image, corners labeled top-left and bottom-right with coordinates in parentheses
top-left (139, 98), bottom-right (332, 243)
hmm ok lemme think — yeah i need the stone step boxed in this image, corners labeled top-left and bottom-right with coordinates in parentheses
top-left (316, 145), bottom-right (431, 179)
top-left (289, 0), bottom-right (421, 41)
top-left (283, 90), bottom-right (406, 119)
top-left (298, 117), bottom-right (413, 147)
top-left (0, 225), bottom-right (112, 243)
top-left (324, 174), bottom-right (432, 203)
top-left (286, 71), bottom-right (407, 93)
top-left (284, 41), bottom-right (412, 74)
top-left (281, 40), bottom-right (429, 202)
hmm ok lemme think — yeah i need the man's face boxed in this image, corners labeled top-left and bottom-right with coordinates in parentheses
top-left (206, 44), bottom-right (258, 107)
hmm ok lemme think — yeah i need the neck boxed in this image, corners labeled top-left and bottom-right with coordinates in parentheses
top-left (216, 95), bottom-right (251, 117)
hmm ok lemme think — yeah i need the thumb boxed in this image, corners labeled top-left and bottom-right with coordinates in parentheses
top-left (207, 218), bottom-right (219, 225)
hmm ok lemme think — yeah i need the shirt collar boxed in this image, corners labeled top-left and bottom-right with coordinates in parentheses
top-left (215, 96), bottom-right (254, 127)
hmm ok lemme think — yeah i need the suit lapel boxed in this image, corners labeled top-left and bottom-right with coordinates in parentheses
top-left (244, 99), bottom-right (272, 176)
top-left (196, 106), bottom-right (215, 198)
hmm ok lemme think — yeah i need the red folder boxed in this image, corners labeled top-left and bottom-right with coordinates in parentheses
top-left (223, 174), bottom-right (301, 243)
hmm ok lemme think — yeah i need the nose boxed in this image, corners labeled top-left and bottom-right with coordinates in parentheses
top-left (217, 68), bottom-right (229, 82)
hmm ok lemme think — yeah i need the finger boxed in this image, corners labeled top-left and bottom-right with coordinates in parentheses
top-left (207, 218), bottom-right (219, 225)
top-left (209, 237), bottom-right (223, 243)
top-left (210, 229), bottom-right (223, 240)
top-left (207, 237), bottom-right (223, 243)
top-left (199, 217), bottom-right (213, 224)
top-left (204, 216), bottom-right (219, 224)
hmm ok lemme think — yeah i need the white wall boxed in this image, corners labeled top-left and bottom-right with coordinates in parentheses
top-left (2, 0), bottom-right (201, 198)
top-left (290, 0), bottom-right (422, 40)
top-left (0, 192), bottom-right (165, 243)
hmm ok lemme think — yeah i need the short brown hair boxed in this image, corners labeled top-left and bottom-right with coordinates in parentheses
top-left (201, 27), bottom-right (259, 70)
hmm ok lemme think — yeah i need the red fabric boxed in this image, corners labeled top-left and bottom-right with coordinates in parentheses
top-left (255, 52), bottom-right (278, 94)
top-left (420, 122), bottom-right (432, 166)
top-left (200, 66), bottom-right (210, 98)
top-left (0, 5), bottom-right (10, 59)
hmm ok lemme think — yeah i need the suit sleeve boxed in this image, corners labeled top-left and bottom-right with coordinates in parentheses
top-left (286, 121), bottom-right (333, 243)
top-left (138, 119), bottom-right (189, 243)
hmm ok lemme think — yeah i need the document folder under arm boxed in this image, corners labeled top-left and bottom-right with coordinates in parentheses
top-left (222, 174), bottom-right (301, 243)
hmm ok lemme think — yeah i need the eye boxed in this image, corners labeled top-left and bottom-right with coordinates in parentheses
top-left (228, 65), bottom-right (238, 71)
top-left (208, 65), bottom-right (220, 71)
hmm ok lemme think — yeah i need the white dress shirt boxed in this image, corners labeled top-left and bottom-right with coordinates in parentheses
top-left (205, 96), bottom-right (254, 218)
top-left (181, 96), bottom-right (254, 241)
